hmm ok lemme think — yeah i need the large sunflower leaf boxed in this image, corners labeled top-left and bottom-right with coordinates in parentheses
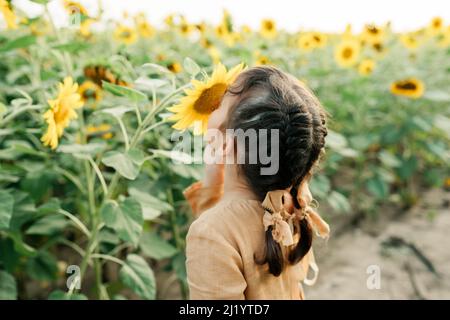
top-left (102, 81), bottom-right (147, 102)
top-left (0, 190), bottom-right (14, 230)
top-left (0, 271), bottom-right (17, 300)
top-left (100, 198), bottom-right (143, 246)
top-left (119, 254), bottom-right (156, 299)
top-left (102, 150), bottom-right (142, 180)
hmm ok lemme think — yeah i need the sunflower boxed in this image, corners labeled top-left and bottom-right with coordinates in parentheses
top-left (79, 18), bottom-right (94, 37)
top-left (41, 77), bottom-right (84, 149)
top-left (83, 65), bottom-right (127, 87)
top-left (63, 0), bottom-right (88, 16)
top-left (167, 62), bottom-right (182, 73)
top-left (255, 55), bottom-right (270, 66)
top-left (390, 78), bottom-right (425, 99)
top-left (427, 17), bottom-right (443, 36)
top-left (167, 63), bottom-right (245, 135)
top-left (200, 37), bottom-right (213, 48)
top-left (310, 32), bottom-right (327, 48)
top-left (438, 27), bottom-right (450, 47)
top-left (343, 24), bottom-right (353, 39)
top-left (79, 80), bottom-right (102, 104)
top-left (29, 18), bottom-right (51, 36)
top-left (0, 0), bottom-right (17, 29)
top-left (87, 124), bottom-right (112, 140)
top-left (334, 39), bottom-right (361, 67)
top-left (179, 18), bottom-right (193, 36)
top-left (358, 59), bottom-right (375, 76)
top-left (208, 46), bottom-right (221, 65)
top-left (361, 24), bottom-right (384, 44)
top-left (260, 19), bottom-right (277, 39)
top-left (297, 34), bottom-right (315, 51)
top-left (241, 25), bottom-right (252, 34)
top-left (137, 21), bottom-right (155, 38)
top-left (113, 25), bottom-right (138, 45)
top-left (400, 34), bottom-right (419, 50)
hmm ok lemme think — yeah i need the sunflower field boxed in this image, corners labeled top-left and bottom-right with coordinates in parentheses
top-left (0, 1), bottom-right (449, 300)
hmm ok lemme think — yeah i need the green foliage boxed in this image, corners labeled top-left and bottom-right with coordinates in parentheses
top-left (0, 4), bottom-right (448, 301)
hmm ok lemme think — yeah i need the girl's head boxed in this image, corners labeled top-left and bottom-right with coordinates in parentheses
top-left (209, 66), bottom-right (328, 276)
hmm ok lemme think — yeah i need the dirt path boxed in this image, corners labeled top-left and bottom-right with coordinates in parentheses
top-left (305, 188), bottom-right (450, 299)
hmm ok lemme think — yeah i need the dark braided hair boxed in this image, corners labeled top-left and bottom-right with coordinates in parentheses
top-left (225, 66), bottom-right (328, 276)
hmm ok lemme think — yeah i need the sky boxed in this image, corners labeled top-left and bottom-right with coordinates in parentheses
top-left (12, 0), bottom-right (450, 32)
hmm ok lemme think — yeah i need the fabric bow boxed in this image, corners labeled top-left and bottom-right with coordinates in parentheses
top-left (262, 190), bottom-right (295, 246)
top-left (261, 183), bottom-right (330, 247)
top-left (296, 182), bottom-right (330, 239)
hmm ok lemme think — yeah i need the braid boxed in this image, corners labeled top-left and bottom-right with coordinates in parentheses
top-left (226, 66), bottom-right (328, 276)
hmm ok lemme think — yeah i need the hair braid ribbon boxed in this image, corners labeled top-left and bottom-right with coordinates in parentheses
top-left (262, 183), bottom-right (330, 247)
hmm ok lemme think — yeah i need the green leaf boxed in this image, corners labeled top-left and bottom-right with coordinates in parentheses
top-left (102, 81), bottom-right (147, 102)
top-left (9, 191), bottom-right (36, 232)
top-left (366, 176), bottom-right (389, 199)
top-left (0, 35), bottom-right (36, 53)
top-left (119, 254), bottom-right (156, 299)
top-left (327, 191), bottom-right (351, 213)
top-left (139, 232), bottom-right (177, 260)
top-left (100, 198), bottom-right (143, 246)
top-left (26, 214), bottom-right (69, 235)
top-left (127, 148), bottom-right (146, 165)
top-left (183, 57), bottom-right (201, 76)
top-left (99, 105), bottom-right (134, 118)
top-left (48, 290), bottom-right (87, 300)
top-left (58, 143), bottom-right (106, 159)
top-left (424, 90), bottom-right (450, 102)
top-left (52, 42), bottom-right (90, 53)
top-left (309, 175), bottom-right (331, 199)
top-left (8, 232), bottom-right (37, 257)
top-left (149, 148), bottom-right (194, 164)
top-left (129, 188), bottom-right (172, 220)
top-left (0, 190), bottom-right (14, 230)
top-left (102, 150), bottom-right (143, 180)
top-left (396, 156), bottom-right (418, 181)
top-left (433, 115), bottom-right (450, 139)
top-left (172, 253), bottom-right (187, 286)
top-left (37, 198), bottom-right (61, 215)
top-left (20, 170), bottom-right (55, 202)
top-left (26, 251), bottom-right (58, 281)
top-left (378, 151), bottom-right (401, 168)
top-left (30, 0), bottom-right (50, 4)
top-left (0, 271), bottom-right (17, 300)
top-left (0, 238), bottom-right (20, 272)
top-left (326, 130), bottom-right (347, 150)
top-left (0, 102), bottom-right (6, 119)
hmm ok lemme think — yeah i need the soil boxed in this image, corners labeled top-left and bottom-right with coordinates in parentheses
top-left (304, 188), bottom-right (450, 299)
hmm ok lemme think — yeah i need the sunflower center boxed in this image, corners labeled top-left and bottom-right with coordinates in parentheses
top-left (193, 83), bottom-right (228, 114)
top-left (342, 47), bottom-right (353, 59)
top-left (83, 88), bottom-right (97, 100)
top-left (121, 31), bottom-right (131, 39)
top-left (54, 105), bottom-right (70, 124)
top-left (396, 82), bottom-right (417, 91)
top-left (368, 26), bottom-right (379, 35)
top-left (265, 21), bottom-right (274, 31)
top-left (433, 20), bottom-right (442, 28)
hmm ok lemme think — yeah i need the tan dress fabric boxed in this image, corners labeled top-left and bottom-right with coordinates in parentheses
top-left (184, 181), bottom-right (317, 300)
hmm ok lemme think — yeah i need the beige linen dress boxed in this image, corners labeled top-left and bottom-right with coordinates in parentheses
top-left (184, 181), bottom-right (319, 300)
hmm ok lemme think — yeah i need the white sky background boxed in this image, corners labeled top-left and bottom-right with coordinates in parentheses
top-left (12, 0), bottom-right (450, 32)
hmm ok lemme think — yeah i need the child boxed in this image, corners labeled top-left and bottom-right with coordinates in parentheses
top-left (184, 66), bottom-right (330, 299)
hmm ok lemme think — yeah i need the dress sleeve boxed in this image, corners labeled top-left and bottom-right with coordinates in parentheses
top-left (186, 218), bottom-right (247, 299)
top-left (183, 181), bottom-right (224, 217)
